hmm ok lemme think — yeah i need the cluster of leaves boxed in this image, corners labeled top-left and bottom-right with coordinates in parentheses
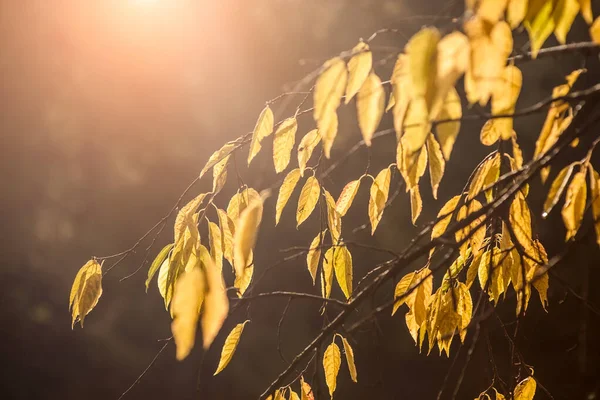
top-left (69, 1), bottom-right (600, 399)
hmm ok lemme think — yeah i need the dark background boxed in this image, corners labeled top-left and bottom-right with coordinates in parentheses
top-left (1, 1), bottom-right (600, 399)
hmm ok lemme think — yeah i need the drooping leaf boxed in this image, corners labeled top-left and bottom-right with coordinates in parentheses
top-left (589, 169), bottom-right (600, 246)
top-left (591, 16), bottom-right (600, 43)
top-left (368, 167), bottom-right (392, 234)
top-left (298, 129), bottom-right (321, 177)
top-left (435, 88), bottom-right (462, 160)
top-left (432, 195), bottom-right (460, 239)
top-left (391, 54), bottom-right (411, 139)
top-left (434, 31), bottom-right (469, 117)
top-left (276, 169), bottom-right (302, 225)
top-left (340, 335), bottom-right (358, 382)
top-left (314, 58), bottom-right (347, 158)
top-left (476, 0), bottom-right (509, 23)
top-left (480, 119), bottom-right (502, 146)
top-left (410, 186), bottom-right (423, 225)
top-left (426, 134), bottom-right (445, 199)
top-left (217, 208), bottom-right (235, 267)
top-left (146, 243), bottom-right (174, 292)
top-left (212, 155), bottom-right (230, 194)
top-left (307, 231), bottom-right (325, 285)
top-left (70, 259), bottom-right (103, 328)
top-left (227, 187), bottom-right (261, 224)
top-left (273, 117), bottom-right (298, 173)
top-left (507, 0), bottom-right (528, 28)
top-left (248, 105), bottom-right (275, 165)
top-left (326, 245), bottom-right (353, 300)
top-left (171, 267), bottom-right (204, 360)
top-left (234, 261), bottom-right (253, 297)
top-left (406, 27), bottom-right (440, 117)
top-left (214, 320), bottom-right (250, 375)
top-left (208, 221), bottom-right (223, 275)
top-left (174, 193), bottom-right (207, 243)
top-left (301, 376), bottom-right (315, 400)
top-left (543, 164), bottom-right (575, 217)
top-left (491, 65), bottom-right (522, 140)
top-left (392, 272), bottom-right (416, 314)
top-left (514, 377), bottom-right (537, 400)
top-left (524, 0), bottom-right (555, 58)
top-left (321, 247), bottom-right (335, 299)
top-left (201, 255), bottom-right (229, 349)
top-left (561, 169), bottom-right (587, 240)
top-left (468, 153), bottom-right (500, 200)
top-left (356, 72), bottom-right (385, 146)
top-left (336, 179), bottom-right (361, 216)
top-left (323, 190), bottom-right (343, 243)
top-left (200, 142), bottom-right (236, 179)
top-left (323, 341), bottom-right (342, 398)
top-left (345, 41), bottom-right (372, 104)
top-left (553, 0), bottom-right (580, 44)
top-left (318, 110), bottom-right (340, 159)
top-left (397, 138), bottom-right (428, 191)
top-left (296, 176), bottom-right (321, 228)
top-left (233, 191), bottom-right (268, 277)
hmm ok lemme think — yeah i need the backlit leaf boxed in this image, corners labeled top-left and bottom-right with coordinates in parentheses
top-left (326, 245), bottom-right (353, 300)
top-left (174, 193), bottom-right (207, 243)
top-left (410, 186), bottom-right (423, 225)
top-left (514, 377), bottom-right (537, 400)
top-left (324, 190), bottom-right (342, 243)
top-left (356, 72), bottom-right (385, 146)
top-left (368, 167), bottom-right (392, 234)
top-left (208, 221), bottom-right (223, 275)
top-left (468, 153), bottom-right (500, 200)
top-left (336, 179), bottom-right (361, 216)
top-left (507, 0), bottom-right (528, 28)
top-left (314, 57), bottom-right (347, 121)
top-left (318, 110), bottom-right (340, 159)
top-left (301, 376), bottom-right (314, 400)
top-left (480, 119), bottom-right (502, 146)
top-left (340, 335), bottom-right (358, 382)
top-left (591, 16), bottom-right (600, 43)
top-left (201, 255), bottom-right (229, 349)
top-left (171, 267), bottom-right (204, 360)
top-left (200, 142), bottom-right (236, 179)
top-left (234, 261), bottom-right (253, 297)
top-left (298, 129), bottom-right (321, 177)
top-left (543, 164), bottom-right (574, 217)
top-left (212, 155), bottom-right (230, 194)
top-left (345, 41), bottom-right (372, 104)
top-left (492, 65), bottom-right (522, 140)
top-left (322, 247), bottom-right (334, 299)
top-left (561, 169), bottom-right (587, 240)
top-left (477, 0), bottom-right (509, 23)
top-left (227, 187), bottom-right (261, 223)
top-left (70, 259), bottom-right (103, 328)
top-left (297, 176), bottom-right (321, 228)
top-left (406, 27), bottom-right (440, 116)
top-left (307, 231), bottom-right (325, 285)
top-left (276, 169), bottom-right (302, 225)
top-left (323, 341), bottom-right (341, 398)
top-left (217, 209), bottom-right (235, 267)
top-left (553, 0), bottom-right (580, 44)
top-left (233, 191), bottom-right (268, 277)
top-left (580, 0), bottom-right (593, 23)
top-left (248, 105), bottom-right (275, 165)
top-left (432, 195), bottom-right (460, 239)
top-left (589, 169), bottom-right (600, 246)
top-left (435, 88), bottom-right (462, 160)
top-left (426, 134), bottom-right (445, 199)
top-left (146, 243), bottom-right (174, 292)
top-left (524, 0), bottom-right (555, 58)
top-left (273, 117), bottom-right (298, 173)
top-left (214, 320), bottom-right (250, 375)
top-left (392, 272), bottom-right (416, 314)
top-left (434, 31), bottom-right (469, 117)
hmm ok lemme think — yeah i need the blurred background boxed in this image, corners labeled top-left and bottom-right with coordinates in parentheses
top-left (1, 0), bottom-right (600, 399)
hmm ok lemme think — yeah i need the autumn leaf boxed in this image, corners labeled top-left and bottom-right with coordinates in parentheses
top-left (491, 65), bottom-right (522, 140)
top-left (208, 221), bottom-right (223, 275)
top-left (146, 243), bottom-right (173, 292)
top-left (212, 155), bottom-right (229, 194)
top-left (200, 142), bottom-right (236, 179)
top-left (356, 72), bottom-right (385, 146)
top-left (410, 186), bottom-right (423, 225)
top-left (392, 272), bottom-right (416, 315)
top-left (435, 88), bottom-right (462, 160)
top-left (368, 167), bottom-right (391, 234)
top-left (336, 179), bottom-right (361, 216)
top-left (301, 376), bottom-right (314, 400)
top-left (339, 335), bottom-right (358, 382)
top-left (298, 129), bottom-right (321, 177)
top-left (214, 320), bottom-right (250, 375)
top-left (514, 377), bottom-right (537, 400)
top-left (561, 169), bottom-right (587, 240)
top-left (276, 169), bottom-right (302, 225)
top-left (553, 0), bottom-right (580, 44)
top-left (325, 245), bottom-right (353, 300)
top-left (201, 255), bottom-right (229, 349)
top-left (297, 176), bottom-right (321, 228)
top-left (174, 193), bottom-right (207, 243)
top-left (507, 0), bottom-right (528, 28)
top-left (432, 195), bottom-right (460, 239)
top-left (323, 341), bottom-right (341, 398)
top-left (227, 187), bottom-right (261, 225)
top-left (345, 41), bottom-right (372, 104)
top-left (321, 247), bottom-right (335, 299)
top-left (233, 189), bottom-right (268, 278)
top-left (476, 0), bottom-right (509, 23)
top-left (273, 117), bottom-right (298, 173)
top-left (589, 169), bottom-right (600, 246)
top-left (426, 134), bottom-right (445, 199)
top-left (307, 231), bottom-right (325, 284)
top-left (397, 137), bottom-right (428, 191)
top-left (434, 31), bottom-right (469, 117)
top-left (70, 259), bottom-right (103, 328)
top-left (543, 164), bottom-right (574, 217)
top-left (171, 267), bottom-right (204, 360)
top-left (524, 0), bottom-right (555, 58)
top-left (234, 261), bottom-right (253, 297)
top-left (406, 27), bottom-right (440, 116)
top-left (318, 110), bottom-right (340, 159)
top-left (324, 190), bottom-right (342, 243)
top-left (217, 209), bottom-right (235, 267)
top-left (248, 105), bottom-right (275, 165)
top-left (591, 16), bottom-right (600, 43)
top-left (314, 58), bottom-right (347, 158)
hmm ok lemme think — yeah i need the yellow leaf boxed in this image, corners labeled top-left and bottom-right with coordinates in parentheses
top-left (201, 255), bottom-right (229, 349)
top-left (314, 57), bottom-right (347, 121)
top-left (579, 0), bottom-right (593, 23)
top-left (512, 134), bottom-right (524, 169)
top-left (554, 0), bottom-right (580, 44)
top-left (174, 193), bottom-right (207, 243)
top-left (456, 282), bottom-right (472, 342)
top-left (386, 91), bottom-right (395, 112)
top-left (248, 105), bottom-right (275, 165)
top-left (307, 231), bottom-right (325, 285)
top-left (391, 54), bottom-right (411, 139)
top-left (507, 0), bottom-right (528, 28)
top-left (298, 129), bottom-right (321, 177)
top-left (233, 192), bottom-right (267, 277)
top-left (392, 272), bottom-right (416, 314)
top-left (297, 176), bottom-right (321, 228)
top-left (340, 335), bottom-right (358, 382)
top-left (208, 221), bottom-right (223, 275)
top-left (146, 243), bottom-right (173, 292)
top-left (70, 259), bottom-right (103, 328)
top-left (492, 65), bottom-right (522, 140)
top-left (480, 119), bottom-right (502, 146)
top-left (368, 168), bottom-right (392, 234)
top-left (525, 0), bottom-right (555, 58)
top-left (324, 190), bottom-right (343, 243)
top-left (514, 377), bottom-right (537, 400)
top-left (494, 387), bottom-right (506, 400)
top-left (468, 153), bottom-right (500, 200)
top-left (212, 155), bottom-right (229, 194)
top-left (326, 245), bottom-right (353, 299)
top-left (323, 341), bottom-right (341, 398)
top-left (356, 72), bottom-right (385, 146)
top-left (406, 27), bottom-right (440, 115)
top-left (321, 247), bottom-right (335, 299)
top-left (214, 320), bottom-right (250, 375)
top-left (434, 31), bottom-right (469, 118)
top-left (273, 117), bottom-right (298, 173)
top-left (171, 267), bottom-right (204, 360)
top-left (227, 187), bottom-right (261, 223)
top-left (301, 376), bottom-right (315, 400)
top-left (561, 169), bottom-right (587, 240)
top-left (589, 169), bottom-right (600, 246)
top-left (289, 390), bottom-right (301, 400)
top-left (509, 191), bottom-right (536, 256)
top-left (157, 254), bottom-right (170, 302)
top-left (345, 42), bottom-right (372, 104)
top-left (397, 137), bottom-right (428, 191)
top-left (432, 195), bottom-right (461, 239)
top-left (234, 260), bottom-right (253, 297)
top-left (477, 0), bottom-right (509, 23)
top-left (276, 169), bottom-right (302, 225)
top-left (217, 209), bottom-right (235, 267)
top-left (591, 16), bottom-right (600, 43)
top-left (410, 186), bottom-right (423, 225)
top-left (318, 110), bottom-right (340, 159)
top-left (200, 142), bottom-right (236, 179)
top-left (426, 134), bottom-right (445, 199)
top-left (336, 179), bottom-right (361, 216)
top-left (543, 164), bottom-right (574, 217)
top-left (435, 88), bottom-right (462, 160)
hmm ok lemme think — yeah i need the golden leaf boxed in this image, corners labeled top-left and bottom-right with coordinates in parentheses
top-left (410, 186), bottom-right (423, 225)
top-left (456, 282), bottom-right (472, 342)
top-left (580, 0), bottom-right (593, 23)
top-left (524, 0), bottom-right (555, 58)
top-left (217, 208), bottom-right (235, 267)
top-left (324, 190), bottom-right (343, 243)
top-left (368, 168), bottom-right (392, 234)
top-left (157, 254), bottom-right (170, 302)
top-left (397, 137), bottom-right (428, 191)
top-left (314, 57), bottom-right (347, 122)
top-left (356, 72), bottom-right (385, 146)
top-left (214, 320), bottom-right (250, 375)
top-left (507, 0), bottom-right (528, 28)
top-left (553, 0), bottom-right (580, 44)
top-left (432, 195), bottom-right (461, 239)
top-left (301, 376), bottom-right (315, 400)
top-left (406, 27), bottom-right (440, 115)
top-left (589, 169), bottom-right (600, 246)
top-left (591, 16), bottom-right (600, 43)
top-left (435, 88), bottom-right (462, 160)
top-left (212, 155), bottom-right (230, 194)
top-left (297, 176), bottom-right (321, 228)
top-left (146, 243), bottom-right (173, 292)
top-left (298, 129), bottom-right (321, 177)
top-left (276, 168), bottom-right (302, 225)
top-left (201, 255), bottom-right (229, 349)
top-left (492, 65), bottom-right (522, 140)
top-left (434, 31), bottom-right (469, 117)
top-left (208, 221), bottom-right (223, 275)
top-left (227, 187), bottom-right (261, 223)
top-left (336, 179), bottom-right (361, 216)
top-left (248, 105), bottom-right (275, 165)
top-left (70, 259), bottom-right (103, 328)
top-left (307, 231), bottom-right (325, 285)
top-left (345, 41), bottom-right (372, 104)
top-left (323, 341), bottom-right (341, 398)
top-left (391, 54), bottom-right (411, 139)
top-left (494, 388), bottom-right (506, 400)
top-left (392, 272), bottom-right (416, 314)
top-left (321, 247), bottom-right (335, 299)
top-left (273, 117), bottom-right (298, 173)
top-left (480, 119), bottom-right (502, 146)
top-left (200, 141), bottom-right (236, 179)
top-left (319, 110), bottom-right (340, 159)
top-left (514, 377), bottom-right (537, 400)
top-left (426, 134), bottom-right (445, 199)
top-left (174, 193), bottom-right (207, 243)
top-left (561, 169), bottom-right (587, 240)
top-left (468, 153), bottom-right (500, 200)
top-left (325, 245), bottom-right (353, 299)
top-left (512, 134), bottom-right (524, 169)
top-left (509, 191), bottom-right (536, 257)
top-left (289, 390), bottom-right (301, 400)
top-left (340, 335), bottom-right (358, 382)
top-left (542, 164), bottom-right (574, 217)
top-left (171, 267), bottom-right (204, 360)
top-left (234, 261), bottom-right (253, 297)
top-left (233, 192), bottom-right (267, 278)
top-left (477, 0), bottom-right (509, 23)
